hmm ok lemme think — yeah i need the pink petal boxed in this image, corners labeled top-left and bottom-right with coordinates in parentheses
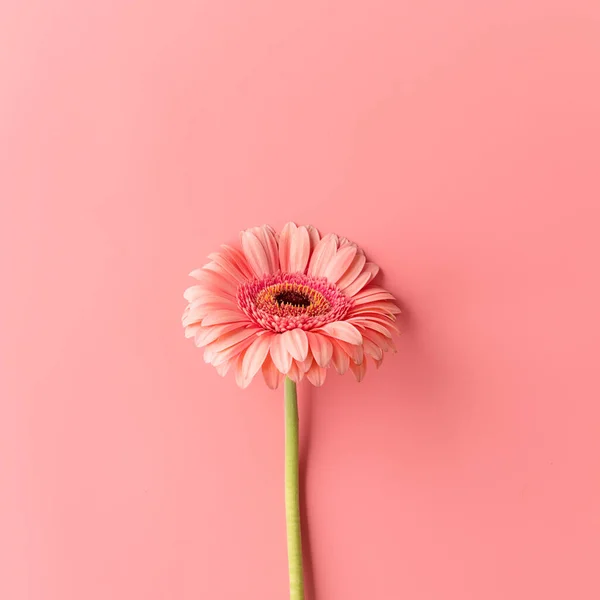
top-left (288, 225), bottom-right (310, 273)
top-left (340, 271), bottom-right (371, 298)
top-left (364, 262), bottom-right (380, 279)
top-left (299, 354), bottom-right (313, 373)
top-left (220, 245), bottom-right (255, 280)
top-left (306, 225), bottom-right (321, 252)
top-left (270, 333), bottom-right (293, 373)
top-left (336, 252), bottom-right (366, 290)
top-left (306, 331), bottom-right (333, 368)
top-left (278, 222), bottom-right (297, 272)
top-left (286, 360), bottom-right (303, 383)
top-left (215, 360), bottom-right (233, 377)
top-left (347, 317), bottom-right (395, 338)
top-left (201, 310), bottom-right (251, 327)
top-left (341, 263), bottom-right (380, 296)
top-left (348, 310), bottom-right (397, 322)
top-left (203, 348), bottom-right (216, 364)
top-left (349, 358), bottom-right (367, 382)
top-left (330, 341), bottom-right (350, 375)
top-left (255, 225), bottom-right (280, 273)
top-left (387, 336), bottom-right (398, 352)
top-left (207, 252), bottom-right (249, 284)
top-left (241, 230), bottom-right (271, 277)
top-left (324, 244), bottom-right (357, 283)
top-left (234, 349), bottom-right (252, 388)
top-left (315, 321), bottom-right (362, 345)
top-left (210, 334), bottom-right (257, 367)
top-left (338, 236), bottom-right (357, 249)
top-left (204, 327), bottom-right (259, 353)
top-left (307, 234), bottom-right (337, 278)
top-left (184, 324), bottom-right (203, 339)
top-left (181, 310), bottom-right (202, 327)
top-left (359, 314), bottom-right (400, 333)
top-left (362, 337), bottom-right (384, 360)
top-left (183, 285), bottom-right (204, 301)
top-left (194, 323), bottom-right (247, 347)
top-left (282, 328), bottom-right (309, 361)
top-left (262, 354), bottom-right (282, 389)
top-left (183, 302), bottom-right (239, 325)
top-left (352, 285), bottom-right (393, 297)
top-left (203, 262), bottom-right (239, 281)
top-left (352, 290), bottom-right (396, 305)
top-left (306, 361), bottom-right (327, 386)
top-left (242, 332), bottom-right (274, 380)
top-left (184, 295), bottom-right (236, 314)
top-left (359, 327), bottom-right (393, 352)
top-left (187, 292), bottom-right (237, 307)
top-left (189, 268), bottom-right (237, 298)
top-left (349, 302), bottom-right (401, 317)
top-left (336, 339), bottom-right (364, 365)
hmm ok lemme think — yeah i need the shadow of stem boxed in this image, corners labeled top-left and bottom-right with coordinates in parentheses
top-left (299, 381), bottom-right (316, 600)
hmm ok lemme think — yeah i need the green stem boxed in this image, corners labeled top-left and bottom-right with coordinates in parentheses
top-left (284, 377), bottom-right (305, 600)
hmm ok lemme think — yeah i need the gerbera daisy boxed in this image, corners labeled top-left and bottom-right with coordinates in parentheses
top-left (182, 222), bottom-right (401, 388)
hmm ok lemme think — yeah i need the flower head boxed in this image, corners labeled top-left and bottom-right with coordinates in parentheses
top-left (182, 223), bottom-right (401, 388)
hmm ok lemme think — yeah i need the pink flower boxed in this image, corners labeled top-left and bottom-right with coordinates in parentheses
top-left (182, 223), bottom-right (401, 388)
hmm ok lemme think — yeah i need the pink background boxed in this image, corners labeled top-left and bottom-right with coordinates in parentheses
top-left (2, 1), bottom-right (600, 599)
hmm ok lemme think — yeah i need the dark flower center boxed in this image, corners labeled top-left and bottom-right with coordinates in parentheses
top-left (236, 273), bottom-right (354, 332)
top-left (274, 290), bottom-right (311, 308)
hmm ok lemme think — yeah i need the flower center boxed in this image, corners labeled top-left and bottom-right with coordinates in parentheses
top-left (255, 282), bottom-right (331, 318)
top-left (274, 290), bottom-right (311, 308)
top-left (237, 273), bottom-right (353, 332)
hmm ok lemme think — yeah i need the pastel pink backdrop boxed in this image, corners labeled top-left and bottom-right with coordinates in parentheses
top-left (2, 1), bottom-right (600, 599)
